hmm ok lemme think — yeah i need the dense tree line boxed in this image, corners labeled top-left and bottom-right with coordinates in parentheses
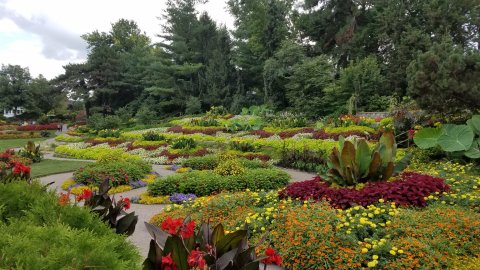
top-left (2, 0), bottom-right (479, 121)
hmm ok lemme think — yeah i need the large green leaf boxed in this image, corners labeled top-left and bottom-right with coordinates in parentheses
top-left (216, 230), bottom-right (247, 257)
top-left (464, 139), bottom-right (480, 159)
top-left (212, 223), bottom-right (225, 246)
top-left (378, 131), bottom-right (396, 162)
top-left (356, 140), bottom-right (371, 177)
top-left (413, 128), bottom-right (442, 149)
top-left (164, 236), bottom-right (189, 270)
top-left (466, 115), bottom-right (480, 135)
top-left (437, 124), bottom-right (474, 152)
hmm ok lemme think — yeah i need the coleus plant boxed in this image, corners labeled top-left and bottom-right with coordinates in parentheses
top-left (143, 217), bottom-right (274, 270)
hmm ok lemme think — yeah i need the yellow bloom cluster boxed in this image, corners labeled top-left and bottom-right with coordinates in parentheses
top-left (142, 174), bottom-right (157, 184)
top-left (336, 201), bottom-right (399, 234)
top-left (108, 185), bottom-right (133, 194)
top-left (61, 179), bottom-right (76, 190)
top-left (137, 192), bottom-right (171, 204)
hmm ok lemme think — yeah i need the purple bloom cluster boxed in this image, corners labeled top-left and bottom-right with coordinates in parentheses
top-left (130, 196), bottom-right (140, 203)
top-left (67, 183), bottom-right (85, 191)
top-left (169, 193), bottom-right (197, 204)
top-left (169, 164), bottom-right (180, 171)
top-left (129, 180), bottom-right (147, 188)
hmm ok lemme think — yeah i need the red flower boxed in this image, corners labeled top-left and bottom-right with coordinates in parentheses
top-left (58, 192), bottom-right (70, 206)
top-left (180, 220), bottom-right (195, 238)
top-left (121, 197), bottom-right (131, 210)
top-left (161, 217), bottom-right (196, 238)
top-left (262, 247), bottom-right (282, 265)
top-left (76, 189), bottom-right (93, 201)
top-left (162, 253), bottom-right (178, 270)
top-left (161, 217), bottom-right (183, 235)
top-left (408, 129), bottom-right (416, 139)
top-left (187, 249), bottom-right (207, 269)
top-left (12, 163), bottom-right (30, 175)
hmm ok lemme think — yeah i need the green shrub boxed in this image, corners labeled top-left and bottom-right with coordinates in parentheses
top-left (0, 181), bottom-right (140, 269)
top-left (87, 113), bottom-right (122, 130)
top-left (142, 131), bottom-right (165, 141)
top-left (148, 168), bottom-right (290, 196)
top-left (182, 155), bottom-right (271, 170)
top-left (171, 137), bottom-right (197, 149)
top-left (97, 129), bottom-right (121, 138)
top-left (73, 159), bottom-right (151, 187)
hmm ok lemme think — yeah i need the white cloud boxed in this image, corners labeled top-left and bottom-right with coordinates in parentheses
top-left (0, 0), bottom-right (233, 79)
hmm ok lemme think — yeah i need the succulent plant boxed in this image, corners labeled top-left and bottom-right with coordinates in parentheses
top-left (325, 131), bottom-right (411, 186)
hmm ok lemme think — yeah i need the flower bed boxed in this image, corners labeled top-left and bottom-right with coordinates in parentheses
top-left (148, 168), bottom-right (290, 197)
top-left (167, 126), bottom-right (225, 135)
top-left (55, 134), bottom-right (84, 142)
top-left (0, 131), bottom-right (42, 139)
top-left (279, 172), bottom-right (450, 209)
top-left (17, 124), bottom-right (59, 131)
top-left (312, 129), bottom-right (380, 140)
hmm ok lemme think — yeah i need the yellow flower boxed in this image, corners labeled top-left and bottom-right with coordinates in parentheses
top-left (390, 250), bottom-right (397, 255)
top-left (398, 250), bottom-right (404, 254)
top-left (378, 198), bottom-right (385, 203)
top-left (367, 260), bottom-right (378, 268)
top-left (361, 248), bottom-right (369, 253)
top-left (372, 255), bottom-right (379, 260)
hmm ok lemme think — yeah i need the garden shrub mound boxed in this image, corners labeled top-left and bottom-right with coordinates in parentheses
top-left (74, 159), bottom-right (151, 187)
top-left (279, 172), bottom-right (450, 209)
top-left (149, 168), bottom-right (290, 196)
top-left (182, 155), bottom-right (271, 170)
top-left (0, 181), bottom-right (140, 269)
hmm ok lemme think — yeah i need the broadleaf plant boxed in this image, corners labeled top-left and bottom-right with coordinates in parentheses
top-left (324, 131), bottom-right (411, 186)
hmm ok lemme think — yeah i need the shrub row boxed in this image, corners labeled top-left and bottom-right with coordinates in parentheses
top-left (279, 172), bottom-right (450, 209)
top-left (73, 159), bottom-right (151, 187)
top-left (182, 155), bottom-right (271, 170)
top-left (0, 132), bottom-right (42, 139)
top-left (0, 181), bottom-right (140, 269)
top-left (149, 168), bottom-right (290, 196)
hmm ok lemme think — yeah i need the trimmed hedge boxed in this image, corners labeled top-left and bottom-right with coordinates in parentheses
top-left (0, 181), bottom-right (140, 269)
top-left (149, 168), bottom-right (290, 196)
top-left (73, 159), bottom-right (151, 187)
top-left (182, 155), bottom-right (271, 170)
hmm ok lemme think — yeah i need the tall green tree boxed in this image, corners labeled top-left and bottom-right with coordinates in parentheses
top-left (407, 39), bottom-right (480, 114)
top-left (29, 74), bottom-right (65, 115)
top-left (0, 64), bottom-right (32, 115)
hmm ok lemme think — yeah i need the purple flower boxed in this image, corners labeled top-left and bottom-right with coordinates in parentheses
top-left (130, 196), bottom-right (140, 203)
top-left (129, 180), bottom-right (147, 188)
top-left (170, 164), bottom-right (180, 171)
top-left (169, 193), bottom-right (197, 204)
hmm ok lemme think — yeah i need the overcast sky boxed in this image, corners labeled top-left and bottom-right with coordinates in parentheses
top-left (0, 0), bottom-right (233, 79)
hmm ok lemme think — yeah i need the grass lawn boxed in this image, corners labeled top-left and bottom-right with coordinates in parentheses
top-left (0, 137), bottom-right (50, 151)
top-left (30, 159), bottom-right (92, 178)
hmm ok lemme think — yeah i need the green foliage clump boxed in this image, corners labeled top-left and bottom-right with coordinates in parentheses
top-left (182, 155), bottom-right (270, 171)
top-left (325, 132), bottom-right (411, 186)
top-left (0, 181), bottom-right (140, 269)
top-left (148, 168), bottom-right (290, 196)
top-left (142, 131), bottom-right (165, 141)
top-left (73, 159), bottom-right (151, 186)
top-left (414, 115), bottom-right (480, 159)
top-left (213, 155), bottom-right (246, 176)
top-left (87, 113), bottom-right (122, 131)
top-left (18, 141), bottom-right (42, 163)
top-left (171, 138), bottom-right (197, 150)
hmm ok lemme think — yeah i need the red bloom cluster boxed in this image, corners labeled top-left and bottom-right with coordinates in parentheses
top-left (76, 189), bottom-right (93, 201)
top-left (121, 197), bottom-right (131, 210)
top-left (12, 163), bottom-right (31, 175)
top-left (161, 217), bottom-right (196, 238)
top-left (17, 124), bottom-right (59, 131)
top-left (167, 126), bottom-right (225, 135)
top-left (58, 192), bottom-right (70, 206)
top-left (187, 249), bottom-right (207, 269)
top-left (279, 172), bottom-right (450, 209)
top-left (162, 253), bottom-right (178, 270)
top-left (262, 247), bottom-right (282, 265)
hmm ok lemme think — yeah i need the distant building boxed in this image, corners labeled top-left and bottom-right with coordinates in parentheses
top-left (3, 107), bottom-right (24, 118)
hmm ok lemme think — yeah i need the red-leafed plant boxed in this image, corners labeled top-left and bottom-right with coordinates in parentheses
top-left (279, 172), bottom-right (450, 209)
top-left (167, 126), bottom-right (225, 135)
top-left (249, 130), bottom-right (274, 138)
top-left (17, 124), bottom-right (59, 131)
top-left (278, 128), bottom-right (314, 139)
